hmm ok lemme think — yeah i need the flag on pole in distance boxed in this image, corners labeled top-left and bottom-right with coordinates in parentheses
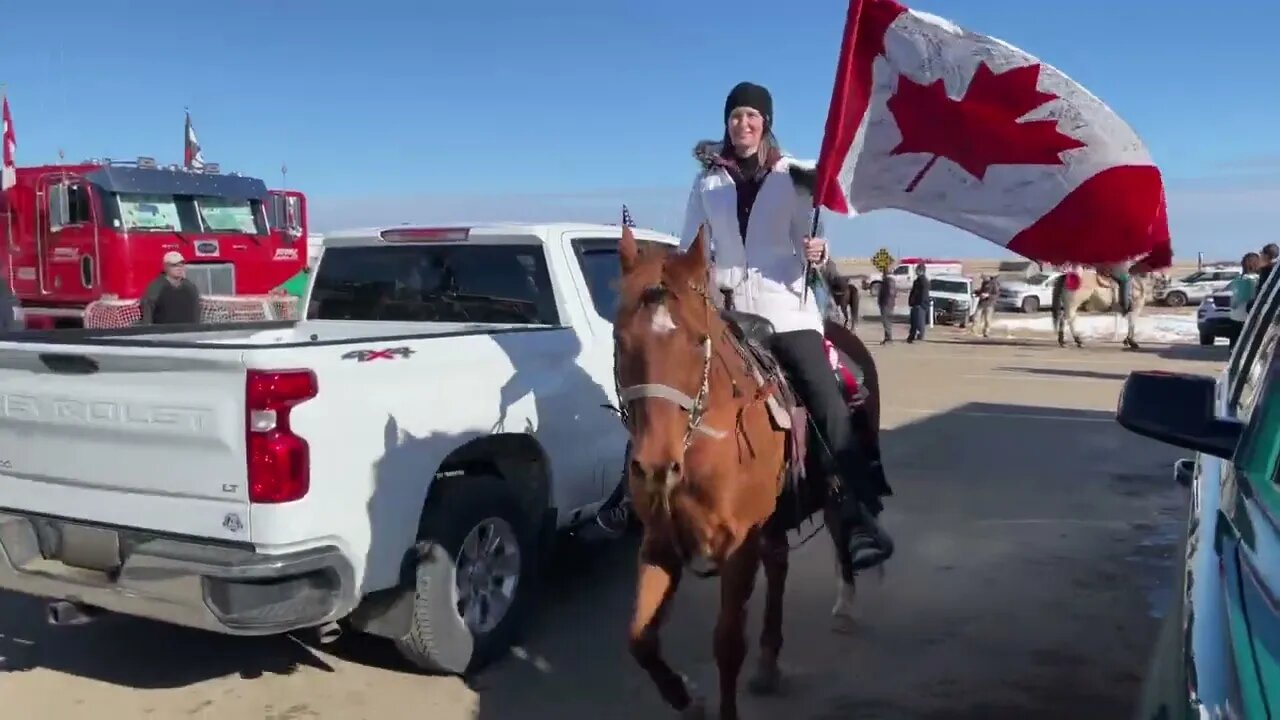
top-left (184, 110), bottom-right (205, 170)
top-left (1, 96), bottom-right (15, 191)
top-left (812, 0), bottom-right (1172, 269)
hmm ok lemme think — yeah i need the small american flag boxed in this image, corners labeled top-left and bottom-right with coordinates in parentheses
top-left (621, 204), bottom-right (634, 228)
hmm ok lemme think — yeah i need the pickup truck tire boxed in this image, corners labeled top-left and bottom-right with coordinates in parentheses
top-left (394, 474), bottom-right (538, 675)
top-left (1021, 295), bottom-right (1040, 314)
top-left (1199, 331), bottom-right (1215, 346)
top-left (1164, 291), bottom-right (1188, 308)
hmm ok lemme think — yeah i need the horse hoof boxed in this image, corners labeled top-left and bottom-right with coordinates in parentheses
top-left (747, 659), bottom-right (784, 696)
top-left (831, 612), bottom-right (858, 635)
top-left (679, 698), bottom-right (708, 720)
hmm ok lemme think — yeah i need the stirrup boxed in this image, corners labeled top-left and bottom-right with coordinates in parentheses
top-left (845, 504), bottom-right (894, 571)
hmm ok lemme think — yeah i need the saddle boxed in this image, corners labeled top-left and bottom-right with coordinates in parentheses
top-left (719, 310), bottom-right (809, 494)
top-left (719, 309), bottom-right (882, 534)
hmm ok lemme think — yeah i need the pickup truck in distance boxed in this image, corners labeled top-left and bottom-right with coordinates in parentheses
top-left (0, 222), bottom-right (678, 674)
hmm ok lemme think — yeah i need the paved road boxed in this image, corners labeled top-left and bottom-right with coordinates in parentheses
top-left (0, 332), bottom-right (1228, 719)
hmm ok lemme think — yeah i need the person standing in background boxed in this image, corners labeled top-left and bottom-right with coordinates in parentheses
top-left (1226, 252), bottom-right (1262, 347)
top-left (877, 269), bottom-right (896, 344)
top-left (906, 262), bottom-right (928, 342)
top-left (0, 270), bottom-right (21, 331)
top-left (1257, 243), bottom-right (1278, 291)
top-left (140, 251), bottom-right (202, 325)
top-left (970, 274), bottom-right (999, 338)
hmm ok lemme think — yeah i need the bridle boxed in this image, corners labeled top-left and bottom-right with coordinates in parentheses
top-left (613, 279), bottom-right (728, 450)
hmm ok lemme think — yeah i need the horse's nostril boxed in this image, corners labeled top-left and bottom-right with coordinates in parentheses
top-left (670, 461), bottom-right (682, 476)
top-left (630, 459), bottom-right (644, 478)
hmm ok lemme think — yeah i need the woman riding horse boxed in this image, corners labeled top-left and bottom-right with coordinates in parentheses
top-left (610, 80), bottom-right (893, 565)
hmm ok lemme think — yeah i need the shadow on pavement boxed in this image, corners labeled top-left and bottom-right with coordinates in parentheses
top-left (0, 400), bottom-right (1190, 720)
top-left (0, 596), bottom-right (334, 687)
top-left (463, 401), bottom-right (1188, 719)
top-left (996, 366), bottom-right (1131, 381)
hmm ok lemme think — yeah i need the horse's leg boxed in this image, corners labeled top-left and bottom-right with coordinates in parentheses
top-left (1068, 302), bottom-right (1084, 348)
top-left (1056, 298), bottom-right (1067, 347)
top-left (748, 526), bottom-right (789, 695)
top-left (824, 501), bottom-right (859, 634)
top-left (715, 534), bottom-right (760, 720)
top-left (629, 548), bottom-right (702, 717)
top-left (1125, 309), bottom-right (1140, 350)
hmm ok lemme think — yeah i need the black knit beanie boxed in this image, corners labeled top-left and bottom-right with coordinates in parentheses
top-left (723, 82), bottom-right (773, 128)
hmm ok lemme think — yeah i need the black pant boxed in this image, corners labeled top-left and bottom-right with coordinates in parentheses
top-left (768, 329), bottom-right (883, 513)
top-left (907, 305), bottom-right (927, 340)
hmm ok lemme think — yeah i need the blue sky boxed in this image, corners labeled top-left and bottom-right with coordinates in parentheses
top-left (2, 0), bottom-right (1276, 260)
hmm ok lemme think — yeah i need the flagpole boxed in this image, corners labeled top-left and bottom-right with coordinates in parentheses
top-left (800, 206), bottom-right (827, 309)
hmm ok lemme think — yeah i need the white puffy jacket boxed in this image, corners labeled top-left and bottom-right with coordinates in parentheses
top-left (680, 142), bottom-right (826, 335)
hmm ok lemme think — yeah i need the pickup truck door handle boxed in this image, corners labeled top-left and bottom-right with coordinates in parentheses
top-left (38, 353), bottom-right (100, 375)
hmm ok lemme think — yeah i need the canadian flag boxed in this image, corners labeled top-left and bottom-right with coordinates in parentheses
top-left (184, 110), bottom-right (205, 170)
top-left (2, 96), bottom-right (15, 191)
top-left (813, 0), bottom-right (1172, 269)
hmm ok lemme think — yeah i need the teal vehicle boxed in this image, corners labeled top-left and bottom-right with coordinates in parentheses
top-left (1121, 269), bottom-right (1280, 718)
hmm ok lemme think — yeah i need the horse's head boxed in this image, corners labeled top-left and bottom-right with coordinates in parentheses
top-left (614, 224), bottom-right (715, 488)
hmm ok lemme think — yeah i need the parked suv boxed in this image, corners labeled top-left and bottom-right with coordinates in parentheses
top-left (996, 271), bottom-right (1062, 313)
top-left (1197, 290), bottom-right (1235, 345)
top-left (1155, 266), bottom-right (1240, 307)
top-left (928, 274), bottom-right (973, 326)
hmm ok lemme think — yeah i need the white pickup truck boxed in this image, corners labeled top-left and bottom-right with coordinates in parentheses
top-left (0, 222), bottom-right (677, 674)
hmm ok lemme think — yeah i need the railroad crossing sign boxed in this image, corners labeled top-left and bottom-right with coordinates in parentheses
top-left (871, 247), bottom-right (895, 272)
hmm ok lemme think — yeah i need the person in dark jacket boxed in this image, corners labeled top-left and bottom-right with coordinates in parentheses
top-left (877, 270), bottom-right (896, 344)
top-left (0, 273), bottom-right (21, 331)
top-left (140, 251), bottom-right (202, 324)
top-left (906, 262), bottom-right (928, 342)
top-left (1257, 243), bottom-right (1278, 293)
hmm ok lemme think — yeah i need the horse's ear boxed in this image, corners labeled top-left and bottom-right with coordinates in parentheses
top-left (619, 224), bottom-right (639, 273)
top-left (675, 224), bottom-right (709, 276)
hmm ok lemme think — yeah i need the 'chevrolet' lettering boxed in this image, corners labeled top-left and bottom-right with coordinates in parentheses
top-left (0, 393), bottom-right (210, 434)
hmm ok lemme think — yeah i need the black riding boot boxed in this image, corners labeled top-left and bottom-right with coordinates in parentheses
top-left (768, 330), bottom-right (894, 571)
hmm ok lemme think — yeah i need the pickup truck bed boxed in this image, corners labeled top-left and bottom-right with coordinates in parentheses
top-left (0, 221), bottom-right (678, 674)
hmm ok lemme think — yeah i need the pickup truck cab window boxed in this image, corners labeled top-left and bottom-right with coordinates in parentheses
top-left (308, 243), bottom-right (560, 325)
top-left (571, 236), bottom-right (675, 322)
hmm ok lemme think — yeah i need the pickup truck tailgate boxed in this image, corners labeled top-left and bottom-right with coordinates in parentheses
top-left (0, 345), bottom-right (251, 541)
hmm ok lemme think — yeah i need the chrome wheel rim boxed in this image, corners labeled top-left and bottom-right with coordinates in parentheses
top-left (454, 517), bottom-right (522, 634)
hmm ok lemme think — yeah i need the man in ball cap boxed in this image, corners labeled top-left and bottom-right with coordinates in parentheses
top-left (140, 250), bottom-right (202, 324)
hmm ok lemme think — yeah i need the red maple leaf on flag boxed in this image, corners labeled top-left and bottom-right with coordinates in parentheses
top-left (886, 62), bottom-right (1087, 192)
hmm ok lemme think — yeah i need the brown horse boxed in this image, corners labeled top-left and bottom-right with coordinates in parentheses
top-left (614, 225), bottom-right (883, 719)
top-left (821, 262), bottom-right (859, 329)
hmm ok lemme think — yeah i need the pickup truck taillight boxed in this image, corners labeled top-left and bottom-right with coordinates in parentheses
top-left (246, 369), bottom-right (318, 504)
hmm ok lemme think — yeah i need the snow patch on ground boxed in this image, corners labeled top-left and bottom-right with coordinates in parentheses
top-left (991, 313), bottom-right (1198, 344)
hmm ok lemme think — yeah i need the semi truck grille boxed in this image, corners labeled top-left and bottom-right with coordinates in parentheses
top-left (185, 263), bottom-right (236, 295)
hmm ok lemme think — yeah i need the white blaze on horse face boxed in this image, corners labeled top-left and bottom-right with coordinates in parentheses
top-left (650, 304), bottom-right (678, 335)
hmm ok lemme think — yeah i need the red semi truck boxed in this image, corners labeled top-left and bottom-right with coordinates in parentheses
top-left (0, 156), bottom-right (308, 328)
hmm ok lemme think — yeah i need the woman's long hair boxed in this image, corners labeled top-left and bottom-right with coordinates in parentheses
top-left (720, 127), bottom-right (783, 168)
